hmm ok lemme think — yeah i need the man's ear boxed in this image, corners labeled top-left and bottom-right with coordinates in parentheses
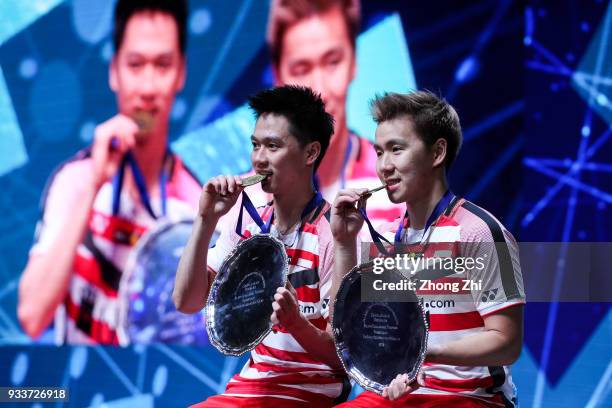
top-left (175, 56), bottom-right (186, 91)
top-left (109, 56), bottom-right (118, 92)
top-left (272, 62), bottom-right (281, 85)
top-left (305, 141), bottom-right (321, 167)
top-left (349, 48), bottom-right (357, 83)
top-left (432, 138), bottom-right (447, 168)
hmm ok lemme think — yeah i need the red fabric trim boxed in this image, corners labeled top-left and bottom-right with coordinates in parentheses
top-left (301, 223), bottom-right (320, 235)
top-left (286, 249), bottom-right (319, 267)
top-left (295, 286), bottom-right (320, 302)
top-left (424, 375), bottom-right (494, 392)
top-left (249, 362), bottom-right (330, 374)
top-left (64, 297), bottom-right (118, 345)
top-left (224, 380), bottom-right (334, 407)
top-left (90, 211), bottom-right (147, 245)
top-left (73, 253), bottom-right (118, 298)
top-left (254, 344), bottom-right (327, 366)
top-left (233, 372), bottom-right (341, 385)
top-left (436, 215), bottom-right (461, 227)
top-left (429, 311), bottom-right (484, 331)
top-left (335, 390), bottom-right (504, 407)
top-left (192, 394), bottom-right (314, 408)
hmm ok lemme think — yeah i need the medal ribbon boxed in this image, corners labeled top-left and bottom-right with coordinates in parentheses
top-left (360, 189), bottom-right (455, 255)
top-left (236, 191), bottom-right (324, 238)
top-left (112, 150), bottom-right (169, 220)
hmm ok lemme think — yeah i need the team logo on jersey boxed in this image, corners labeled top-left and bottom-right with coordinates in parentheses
top-left (321, 298), bottom-right (330, 310)
top-left (481, 288), bottom-right (499, 302)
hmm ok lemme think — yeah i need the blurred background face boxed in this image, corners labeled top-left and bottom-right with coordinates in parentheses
top-left (110, 11), bottom-right (185, 142)
top-left (251, 114), bottom-right (311, 195)
top-left (374, 117), bottom-right (435, 204)
top-left (276, 6), bottom-right (355, 137)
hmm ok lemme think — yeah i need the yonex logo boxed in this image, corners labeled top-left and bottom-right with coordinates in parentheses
top-left (481, 288), bottom-right (499, 302)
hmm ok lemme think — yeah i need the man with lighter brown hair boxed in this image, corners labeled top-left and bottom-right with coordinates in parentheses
top-left (243, 0), bottom-right (404, 223)
top-left (331, 91), bottom-right (525, 407)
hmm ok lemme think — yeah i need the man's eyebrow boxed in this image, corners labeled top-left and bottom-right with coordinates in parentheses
top-left (373, 138), bottom-right (407, 149)
top-left (323, 47), bottom-right (345, 58)
top-left (251, 135), bottom-right (283, 142)
top-left (126, 51), bottom-right (175, 59)
top-left (385, 138), bottom-right (407, 146)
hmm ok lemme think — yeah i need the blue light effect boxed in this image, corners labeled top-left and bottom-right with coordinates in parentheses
top-left (80, 120), bottom-right (96, 143)
top-left (455, 56), bottom-right (479, 83)
top-left (152, 365), bottom-right (168, 396)
top-left (100, 40), bottom-right (113, 62)
top-left (90, 393), bottom-right (104, 407)
top-left (134, 299), bottom-right (144, 313)
top-left (525, 6), bottom-right (535, 44)
top-left (11, 353), bottom-right (28, 385)
top-left (172, 97), bottom-right (187, 121)
top-left (71, 0), bottom-right (114, 44)
top-left (582, 125), bottom-right (591, 137)
top-left (597, 93), bottom-right (608, 106)
top-left (69, 346), bottom-right (88, 379)
top-left (19, 58), bottom-right (37, 79)
top-left (190, 8), bottom-right (212, 35)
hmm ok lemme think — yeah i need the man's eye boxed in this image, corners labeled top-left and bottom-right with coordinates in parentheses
top-left (290, 63), bottom-right (310, 76)
top-left (392, 146), bottom-right (403, 153)
top-left (252, 142), bottom-right (259, 149)
top-left (375, 150), bottom-right (383, 157)
top-left (268, 144), bottom-right (278, 150)
top-left (327, 57), bottom-right (341, 67)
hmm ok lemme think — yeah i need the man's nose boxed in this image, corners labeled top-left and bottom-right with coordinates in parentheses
top-left (309, 69), bottom-right (330, 105)
top-left (252, 148), bottom-right (268, 168)
top-left (139, 65), bottom-right (157, 96)
top-left (378, 153), bottom-right (395, 174)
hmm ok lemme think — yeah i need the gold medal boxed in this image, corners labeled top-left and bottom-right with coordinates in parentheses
top-left (360, 183), bottom-right (387, 199)
top-left (241, 173), bottom-right (268, 186)
top-left (133, 111), bottom-right (155, 134)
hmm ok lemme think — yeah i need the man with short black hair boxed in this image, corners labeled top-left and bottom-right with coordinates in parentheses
top-left (331, 91), bottom-right (525, 407)
top-left (175, 85), bottom-right (347, 408)
top-left (18, 0), bottom-right (200, 344)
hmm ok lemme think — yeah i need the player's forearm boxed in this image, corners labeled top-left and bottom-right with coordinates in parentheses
top-left (426, 328), bottom-right (522, 366)
top-left (287, 317), bottom-right (342, 369)
top-left (173, 214), bottom-right (217, 313)
top-left (18, 186), bottom-right (98, 338)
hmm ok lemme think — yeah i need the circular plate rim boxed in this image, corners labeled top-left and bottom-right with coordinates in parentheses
top-left (117, 217), bottom-right (195, 346)
top-left (205, 233), bottom-right (288, 356)
top-left (331, 261), bottom-right (429, 394)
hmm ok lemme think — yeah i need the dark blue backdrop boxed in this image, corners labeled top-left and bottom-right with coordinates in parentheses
top-left (0, 0), bottom-right (610, 407)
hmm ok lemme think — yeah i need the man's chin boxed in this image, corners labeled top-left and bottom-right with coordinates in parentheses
top-left (134, 132), bottom-right (150, 145)
top-left (386, 190), bottom-right (406, 204)
top-left (261, 182), bottom-right (274, 194)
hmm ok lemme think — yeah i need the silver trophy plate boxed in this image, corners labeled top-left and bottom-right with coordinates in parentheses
top-left (118, 219), bottom-right (217, 346)
top-left (332, 261), bottom-right (429, 394)
top-left (206, 234), bottom-right (288, 356)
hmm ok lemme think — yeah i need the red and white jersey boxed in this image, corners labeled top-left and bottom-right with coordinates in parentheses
top-left (367, 198), bottom-right (525, 407)
top-left (241, 133), bottom-right (404, 225)
top-left (30, 151), bottom-right (201, 344)
top-left (208, 199), bottom-right (346, 406)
